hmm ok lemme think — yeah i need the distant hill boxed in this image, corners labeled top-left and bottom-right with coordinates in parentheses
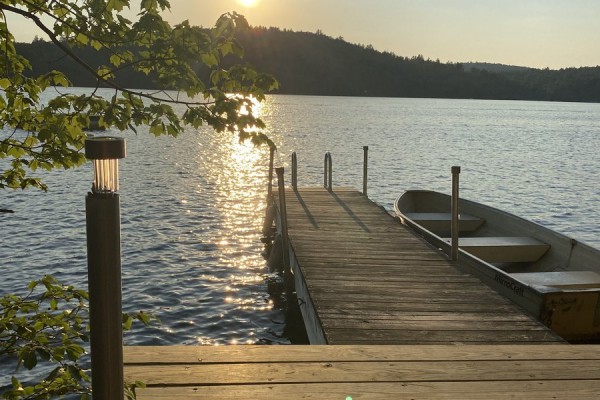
top-left (233, 27), bottom-right (600, 102)
top-left (15, 27), bottom-right (600, 102)
top-left (461, 62), bottom-right (533, 73)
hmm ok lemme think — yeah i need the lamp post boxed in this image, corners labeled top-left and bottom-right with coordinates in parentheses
top-left (85, 136), bottom-right (126, 400)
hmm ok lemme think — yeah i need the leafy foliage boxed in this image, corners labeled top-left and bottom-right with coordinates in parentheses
top-left (0, 276), bottom-right (155, 399)
top-left (0, 3), bottom-right (278, 191)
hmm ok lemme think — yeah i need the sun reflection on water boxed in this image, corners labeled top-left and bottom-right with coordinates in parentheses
top-left (130, 94), bottom-right (287, 345)
top-left (189, 97), bottom-right (279, 344)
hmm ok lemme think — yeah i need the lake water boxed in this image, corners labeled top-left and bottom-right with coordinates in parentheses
top-left (1, 92), bottom-right (599, 385)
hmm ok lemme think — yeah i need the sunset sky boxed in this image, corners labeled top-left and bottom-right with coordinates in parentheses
top-left (10, 0), bottom-right (600, 69)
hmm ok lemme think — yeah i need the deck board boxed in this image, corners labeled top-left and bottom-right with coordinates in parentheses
top-left (124, 344), bottom-right (600, 399)
top-left (276, 188), bottom-right (563, 344)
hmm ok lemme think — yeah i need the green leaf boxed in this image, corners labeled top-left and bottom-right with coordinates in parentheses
top-left (90, 40), bottom-right (104, 51)
top-left (137, 311), bottom-right (151, 325)
top-left (7, 146), bottom-right (26, 158)
top-left (141, 0), bottom-right (158, 11)
top-left (27, 280), bottom-right (39, 290)
top-left (53, 6), bottom-right (69, 18)
top-left (122, 314), bottom-right (133, 330)
top-left (110, 54), bottom-right (122, 67)
top-left (201, 52), bottom-right (219, 67)
top-left (97, 66), bottom-right (115, 79)
top-left (36, 348), bottom-right (52, 362)
top-left (107, 0), bottom-right (128, 12)
top-left (23, 386), bottom-right (35, 395)
top-left (76, 33), bottom-right (88, 45)
top-left (219, 42), bottom-right (233, 57)
top-left (22, 350), bottom-right (38, 369)
top-left (53, 73), bottom-right (70, 87)
top-left (135, 380), bottom-right (147, 388)
top-left (65, 344), bottom-right (85, 361)
top-left (11, 376), bottom-right (22, 390)
top-left (149, 122), bottom-right (165, 136)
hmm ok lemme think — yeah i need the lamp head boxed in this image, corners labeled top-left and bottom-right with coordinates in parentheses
top-left (85, 136), bottom-right (126, 194)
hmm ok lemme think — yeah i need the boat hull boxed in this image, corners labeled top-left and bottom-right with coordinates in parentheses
top-left (395, 190), bottom-right (600, 342)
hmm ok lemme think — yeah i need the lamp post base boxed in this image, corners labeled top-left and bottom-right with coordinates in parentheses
top-left (86, 192), bottom-right (124, 400)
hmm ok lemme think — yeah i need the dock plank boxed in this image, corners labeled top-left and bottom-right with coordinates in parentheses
top-left (124, 344), bottom-right (597, 363)
top-left (126, 360), bottom-right (599, 385)
top-left (124, 345), bottom-right (600, 399)
top-left (276, 188), bottom-right (562, 345)
top-left (127, 381), bottom-right (600, 400)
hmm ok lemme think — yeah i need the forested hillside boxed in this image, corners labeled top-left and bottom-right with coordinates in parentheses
top-left (16, 26), bottom-right (600, 102)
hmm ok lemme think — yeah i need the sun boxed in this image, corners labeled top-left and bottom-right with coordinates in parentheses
top-left (237, 0), bottom-right (259, 7)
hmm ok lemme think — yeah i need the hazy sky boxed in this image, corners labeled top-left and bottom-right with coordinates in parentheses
top-left (10, 0), bottom-right (600, 69)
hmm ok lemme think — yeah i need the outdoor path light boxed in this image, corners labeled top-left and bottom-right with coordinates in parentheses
top-left (85, 136), bottom-right (126, 400)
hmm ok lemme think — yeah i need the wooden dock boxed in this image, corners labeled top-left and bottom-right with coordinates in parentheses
top-left (122, 187), bottom-right (600, 398)
top-left (275, 187), bottom-right (562, 344)
top-left (118, 147), bottom-right (600, 399)
top-left (124, 344), bottom-right (600, 399)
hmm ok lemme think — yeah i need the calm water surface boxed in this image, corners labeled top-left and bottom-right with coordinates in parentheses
top-left (1, 92), bottom-right (599, 383)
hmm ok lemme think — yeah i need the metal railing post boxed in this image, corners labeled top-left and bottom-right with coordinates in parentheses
top-left (267, 146), bottom-right (275, 200)
top-left (324, 152), bottom-right (332, 191)
top-left (363, 146), bottom-right (368, 196)
top-left (291, 152), bottom-right (298, 190)
top-left (451, 166), bottom-right (461, 261)
top-left (276, 167), bottom-right (292, 282)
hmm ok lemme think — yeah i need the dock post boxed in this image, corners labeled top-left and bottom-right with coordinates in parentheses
top-left (291, 152), bottom-right (298, 191)
top-left (276, 167), bottom-right (293, 287)
top-left (267, 146), bottom-right (275, 200)
top-left (451, 166), bottom-right (461, 261)
top-left (363, 146), bottom-right (368, 197)
top-left (324, 152), bottom-right (332, 191)
top-left (262, 147), bottom-right (277, 238)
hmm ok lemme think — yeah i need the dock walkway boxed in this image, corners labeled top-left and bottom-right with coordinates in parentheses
top-left (276, 187), bottom-right (562, 344)
top-left (122, 188), bottom-right (594, 399)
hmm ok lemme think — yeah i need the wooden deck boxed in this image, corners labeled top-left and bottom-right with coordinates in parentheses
top-left (124, 344), bottom-right (600, 399)
top-left (120, 187), bottom-right (595, 399)
top-left (276, 188), bottom-right (562, 344)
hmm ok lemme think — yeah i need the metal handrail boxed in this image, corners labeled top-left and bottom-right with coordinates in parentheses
top-left (324, 152), bottom-right (332, 190)
top-left (267, 146), bottom-right (275, 200)
top-left (291, 152), bottom-right (298, 190)
top-left (362, 146), bottom-right (369, 197)
top-left (276, 167), bottom-right (292, 283)
top-left (450, 166), bottom-right (461, 261)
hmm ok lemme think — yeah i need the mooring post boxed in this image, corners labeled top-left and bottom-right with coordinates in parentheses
top-left (324, 152), bottom-right (332, 191)
top-left (363, 146), bottom-right (369, 197)
top-left (291, 152), bottom-right (298, 191)
top-left (451, 166), bottom-right (461, 261)
top-left (267, 146), bottom-right (275, 200)
top-left (276, 167), bottom-right (292, 285)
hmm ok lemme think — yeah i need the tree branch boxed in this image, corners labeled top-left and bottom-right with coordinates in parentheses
top-left (0, 3), bottom-right (217, 107)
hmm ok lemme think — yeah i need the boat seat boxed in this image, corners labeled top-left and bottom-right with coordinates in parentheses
top-left (443, 236), bottom-right (550, 263)
top-left (404, 212), bottom-right (484, 233)
top-left (511, 271), bottom-right (600, 289)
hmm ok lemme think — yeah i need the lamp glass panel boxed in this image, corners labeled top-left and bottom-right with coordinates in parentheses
top-left (92, 159), bottom-right (119, 193)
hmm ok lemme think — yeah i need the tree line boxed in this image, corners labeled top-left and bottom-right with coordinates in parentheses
top-left (17, 26), bottom-right (600, 102)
